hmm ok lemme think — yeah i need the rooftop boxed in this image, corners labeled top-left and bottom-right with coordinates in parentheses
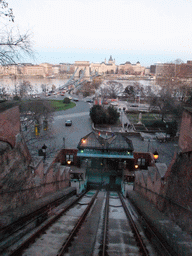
top-left (77, 132), bottom-right (134, 151)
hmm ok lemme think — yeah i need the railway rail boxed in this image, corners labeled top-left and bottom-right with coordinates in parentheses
top-left (0, 188), bottom-right (76, 255)
top-left (97, 191), bottom-right (152, 256)
top-left (1, 190), bottom-right (177, 255)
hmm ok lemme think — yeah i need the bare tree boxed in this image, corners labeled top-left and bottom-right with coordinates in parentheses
top-left (20, 99), bottom-right (54, 125)
top-left (52, 84), bottom-right (56, 91)
top-left (0, 86), bottom-right (6, 98)
top-left (0, 1), bottom-right (34, 65)
top-left (149, 89), bottom-right (182, 121)
top-left (0, 0), bottom-right (14, 21)
top-left (18, 80), bottom-right (32, 98)
top-left (100, 80), bottom-right (123, 99)
top-left (41, 84), bottom-right (47, 95)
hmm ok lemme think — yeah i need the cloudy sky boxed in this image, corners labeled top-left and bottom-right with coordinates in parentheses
top-left (6, 0), bottom-right (192, 66)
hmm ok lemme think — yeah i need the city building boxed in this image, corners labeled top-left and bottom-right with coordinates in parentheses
top-left (150, 60), bottom-right (192, 78)
top-left (0, 56), bottom-right (148, 78)
top-left (119, 61), bottom-right (145, 75)
top-left (39, 63), bottom-right (53, 77)
top-left (22, 64), bottom-right (45, 77)
top-left (90, 55), bottom-right (117, 75)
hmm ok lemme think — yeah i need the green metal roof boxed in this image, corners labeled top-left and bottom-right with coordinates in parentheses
top-left (77, 151), bottom-right (134, 159)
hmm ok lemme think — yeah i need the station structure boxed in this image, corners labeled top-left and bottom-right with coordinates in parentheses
top-left (57, 131), bottom-right (155, 194)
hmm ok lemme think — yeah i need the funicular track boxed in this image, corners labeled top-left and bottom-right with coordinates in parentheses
top-left (6, 190), bottom-right (99, 256)
top-left (0, 189), bottom-right (77, 255)
top-left (2, 190), bottom-right (176, 256)
top-left (99, 192), bottom-right (175, 256)
top-left (99, 192), bottom-right (150, 256)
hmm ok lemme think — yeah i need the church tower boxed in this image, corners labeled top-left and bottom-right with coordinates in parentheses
top-left (108, 55), bottom-right (114, 64)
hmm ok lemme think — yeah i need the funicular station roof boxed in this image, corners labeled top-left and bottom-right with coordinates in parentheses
top-left (77, 132), bottom-right (134, 159)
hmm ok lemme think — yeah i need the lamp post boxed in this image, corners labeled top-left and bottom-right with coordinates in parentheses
top-left (42, 144), bottom-right (47, 162)
top-left (63, 137), bottom-right (65, 148)
top-left (166, 124), bottom-right (169, 141)
top-left (147, 139), bottom-right (150, 152)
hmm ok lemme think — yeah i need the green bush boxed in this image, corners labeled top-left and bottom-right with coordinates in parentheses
top-left (63, 97), bottom-right (70, 104)
top-left (90, 105), bottom-right (106, 124)
top-left (147, 120), bottom-right (178, 137)
top-left (90, 105), bottom-right (120, 125)
top-left (13, 95), bottom-right (21, 101)
top-left (106, 106), bottom-right (120, 124)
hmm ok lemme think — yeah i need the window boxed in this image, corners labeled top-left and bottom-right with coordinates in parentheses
top-left (137, 158), bottom-right (146, 167)
top-left (66, 154), bottom-right (74, 163)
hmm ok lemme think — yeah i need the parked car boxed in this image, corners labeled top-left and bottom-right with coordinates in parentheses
top-left (73, 98), bottom-right (79, 102)
top-left (130, 104), bottom-right (138, 107)
top-left (86, 99), bottom-right (93, 103)
top-left (65, 120), bottom-right (72, 126)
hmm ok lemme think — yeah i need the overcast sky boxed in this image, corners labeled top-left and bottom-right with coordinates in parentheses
top-left (7, 0), bottom-right (192, 66)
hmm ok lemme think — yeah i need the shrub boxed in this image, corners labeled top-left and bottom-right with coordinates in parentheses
top-left (90, 105), bottom-right (119, 125)
top-left (106, 106), bottom-right (120, 124)
top-left (63, 97), bottom-right (70, 104)
top-left (13, 95), bottom-right (21, 101)
top-left (90, 105), bottom-right (106, 124)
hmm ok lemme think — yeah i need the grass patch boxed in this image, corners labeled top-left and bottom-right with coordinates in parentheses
top-left (127, 113), bottom-right (162, 124)
top-left (49, 100), bottom-right (76, 111)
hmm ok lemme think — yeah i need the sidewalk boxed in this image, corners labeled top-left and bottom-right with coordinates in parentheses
top-left (120, 110), bottom-right (135, 132)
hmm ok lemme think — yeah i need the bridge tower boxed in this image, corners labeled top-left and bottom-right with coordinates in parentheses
top-left (74, 61), bottom-right (90, 81)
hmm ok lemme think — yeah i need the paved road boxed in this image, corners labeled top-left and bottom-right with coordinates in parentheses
top-left (51, 100), bottom-right (92, 150)
top-left (25, 99), bottom-right (93, 158)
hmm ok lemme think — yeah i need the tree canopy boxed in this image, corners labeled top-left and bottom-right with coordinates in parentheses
top-left (149, 89), bottom-right (182, 121)
top-left (90, 105), bottom-right (120, 125)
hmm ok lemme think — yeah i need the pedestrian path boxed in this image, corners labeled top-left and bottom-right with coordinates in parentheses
top-left (120, 111), bottom-right (134, 132)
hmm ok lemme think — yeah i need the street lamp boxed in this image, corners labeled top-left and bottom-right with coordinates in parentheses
top-left (135, 164), bottom-right (139, 169)
top-left (153, 150), bottom-right (159, 162)
top-left (147, 139), bottom-right (150, 152)
top-left (166, 124), bottom-right (169, 141)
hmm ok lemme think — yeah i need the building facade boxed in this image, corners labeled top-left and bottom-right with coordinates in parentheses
top-left (90, 55), bottom-right (117, 75)
top-left (119, 61), bottom-right (145, 75)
